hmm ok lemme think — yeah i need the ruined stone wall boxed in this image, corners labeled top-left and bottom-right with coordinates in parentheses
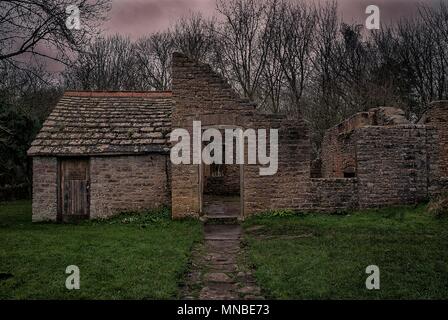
top-left (171, 52), bottom-right (253, 218)
top-left (321, 127), bottom-right (358, 178)
top-left (321, 108), bottom-right (410, 178)
top-left (427, 128), bottom-right (448, 197)
top-left (320, 112), bottom-right (372, 178)
top-left (243, 115), bottom-right (311, 214)
top-left (32, 157), bottom-right (58, 222)
top-left (430, 102), bottom-right (448, 177)
top-left (90, 154), bottom-right (170, 218)
top-left (356, 125), bottom-right (429, 208)
top-left (172, 53), bottom-right (445, 216)
top-left (171, 52), bottom-right (311, 218)
top-left (309, 178), bottom-right (358, 212)
top-left (420, 101), bottom-right (448, 193)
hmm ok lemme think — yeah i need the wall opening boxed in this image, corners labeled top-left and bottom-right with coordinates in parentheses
top-left (199, 126), bottom-right (243, 219)
top-left (343, 167), bottom-right (356, 178)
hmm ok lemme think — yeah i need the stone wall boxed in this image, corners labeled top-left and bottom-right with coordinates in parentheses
top-left (321, 111), bottom-right (372, 178)
top-left (317, 106), bottom-right (445, 210)
top-left (171, 52), bottom-right (249, 218)
top-left (89, 154), bottom-right (170, 218)
top-left (420, 101), bottom-right (448, 198)
top-left (356, 125), bottom-right (429, 208)
top-left (31, 59), bottom-right (448, 222)
top-left (171, 52), bottom-right (311, 218)
top-left (320, 108), bottom-right (410, 178)
top-left (431, 102), bottom-right (448, 178)
top-left (309, 178), bottom-right (358, 212)
top-left (321, 125), bottom-right (358, 178)
top-left (32, 157), bottom-right (58, 222)
top-left (243, 115), bottom-right (311, 214)
top-left (316, 106), bottom-right (444, 210)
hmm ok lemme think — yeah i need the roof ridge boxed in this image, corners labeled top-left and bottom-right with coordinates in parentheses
top-left (64, 90), bottom-right (173, 98)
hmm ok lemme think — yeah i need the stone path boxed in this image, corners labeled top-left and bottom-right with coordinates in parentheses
top-left (182, 223), bottom-right (264, 300)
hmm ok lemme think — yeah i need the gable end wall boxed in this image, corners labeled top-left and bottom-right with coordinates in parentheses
top-left (171, 53), bottom-right (311, 218)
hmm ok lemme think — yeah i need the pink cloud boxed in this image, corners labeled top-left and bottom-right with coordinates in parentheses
top-left (103, 0), bottom-right (437, 38)
top-left (104, 0), bottom-right (216, 37)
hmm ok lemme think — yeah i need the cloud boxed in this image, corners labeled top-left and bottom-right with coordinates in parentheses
top-left (103, 0), bottom-right (437, 37)
top-left (40, 0), bottom-right (438, 72)
top-left (105, 0), bottom-right (216, 37)
top-left (336, 0), bottom-right (438, 24)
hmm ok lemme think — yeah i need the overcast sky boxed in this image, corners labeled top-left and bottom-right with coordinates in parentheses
top-left (42, 0), bottom-right (439, 72)
top-left (103, 0), bottom-right (440, 38)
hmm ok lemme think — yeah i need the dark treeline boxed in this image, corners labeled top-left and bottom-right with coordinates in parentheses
top-left (1, 0), bottom-right (448, 195)
top-left (65, 0), bottom-right (448, 153)
top-left (0, 0), bottom-right (110, 197)
top-left (0, 65), bottom-right (62, 198)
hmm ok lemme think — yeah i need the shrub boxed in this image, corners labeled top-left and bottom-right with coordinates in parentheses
top-left (259, 209), bottom-right (298, 218)
top-left (428, 193), bottom-right (448, 218)
top-left (92, 206), bottom-right (172, 226)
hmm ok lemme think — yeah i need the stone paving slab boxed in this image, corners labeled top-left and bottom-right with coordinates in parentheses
top-left (204, 225), bottom-right (242, 240)
top-left (181, 223), bottom-right (264, 300)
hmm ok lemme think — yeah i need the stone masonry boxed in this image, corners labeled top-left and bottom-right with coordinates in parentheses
top-left (356, 125), bottom-right (429, 208)
top-left (420, 101), bottom-right (448, 197)
top-left (171, 52), bottom-right (310, 218)
top-left (32, 157), bottom-right (58, 222)
top-left (28, 53), bottom-right (448, 221)
top-left (89, 154), bottom-right (170, 219)
top-left (28, 91), bottom-right (173, 222)
top-left (315, 105), bottom-right (448, 211)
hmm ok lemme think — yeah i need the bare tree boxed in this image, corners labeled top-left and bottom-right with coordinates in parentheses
top-left (417, 1), bottom-right (448, 102)
top-left (135, 32), bottom-right (174, 91)
top-left (258, 0), bottom-right (284, 113)
top-left (173, 13), bottom-right (216, 63)
top-left (214, 0), bottom-right (270, 101)
top-left (269, 0), bottom-right (317, 115)
top-left (64, 35), bottom-right (138, 90)
top-left (305, 0), bottom-right (342, 153)
top-left (393, 5), bottom-right (447, 116)
top-left (260, 43), bottom-right (285, 113)
top-left (0, 0), bottom-right (110, 75)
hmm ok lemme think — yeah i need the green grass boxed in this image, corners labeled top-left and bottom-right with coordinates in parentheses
top-left (243, 206), bottom-right (448, 299)
top-left (0, 201), bottom-right (202, 299)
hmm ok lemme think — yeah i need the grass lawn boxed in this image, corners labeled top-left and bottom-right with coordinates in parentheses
top-left (243, 206), bottom-right (448, 299)
top-left (0, 201), bottom-right (202, 299)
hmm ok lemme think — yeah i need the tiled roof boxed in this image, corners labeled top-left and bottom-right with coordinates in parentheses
top-left (28, 91), bottom-right (173, 156)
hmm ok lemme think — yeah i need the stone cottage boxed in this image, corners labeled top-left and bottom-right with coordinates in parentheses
top-left (28, 53), bottom-right (448, 222)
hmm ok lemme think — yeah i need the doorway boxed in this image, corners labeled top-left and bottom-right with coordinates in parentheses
top-left (199, 126), bottom-right (244, 220)
top-left (58, 158), bottom-right (90, 222)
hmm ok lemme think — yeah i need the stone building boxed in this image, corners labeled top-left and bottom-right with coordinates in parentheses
top-left (28, 53), bottom-right (448, 222)
top-left (28, 91), bottom-right (173, 222)
top-left (314, 105), bottom-right (448, 211)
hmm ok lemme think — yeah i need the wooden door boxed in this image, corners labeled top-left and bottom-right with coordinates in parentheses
top-left (59, 158), bottom-right (90, 222)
